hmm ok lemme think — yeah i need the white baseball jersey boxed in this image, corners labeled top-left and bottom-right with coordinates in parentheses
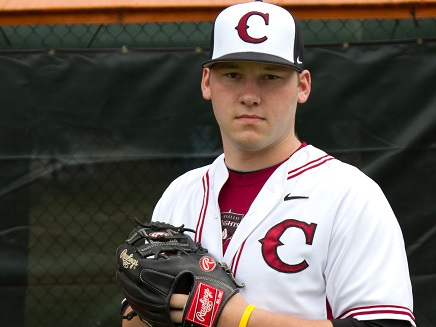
top-left (151, 144), bottom-right (415, 325)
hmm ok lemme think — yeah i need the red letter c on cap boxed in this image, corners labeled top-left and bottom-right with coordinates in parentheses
top-left (235, 11), bottom-right (269, 44)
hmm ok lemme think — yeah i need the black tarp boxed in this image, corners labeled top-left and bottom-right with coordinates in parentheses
top-left (0, 39), bottom-right (435, 326)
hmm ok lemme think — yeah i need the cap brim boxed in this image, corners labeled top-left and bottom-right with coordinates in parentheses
top-left (202, 52), bottom-right (302, 72)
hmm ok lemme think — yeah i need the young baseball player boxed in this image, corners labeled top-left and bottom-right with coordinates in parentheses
top-left (122, 1), bottom-right (415, 326)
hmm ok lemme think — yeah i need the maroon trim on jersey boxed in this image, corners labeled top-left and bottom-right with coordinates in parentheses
top-left (288, 154), bottom-right (335, 180)
top-left (326, 299), bottom-right (333, 319)
top-left (195, 170), bottom-right (210, 243)
top-left (337, 304), bottom-right (415, 322)
top-left (230, 240), bottom-right (246, 277)
top-left (331, 319), bottom-right (411, 327)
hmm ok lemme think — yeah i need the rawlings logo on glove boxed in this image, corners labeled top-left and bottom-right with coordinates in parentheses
top-left (119, 249), bottom-right (139, 269)
top-left (185, 281), bottom-right (224, 326)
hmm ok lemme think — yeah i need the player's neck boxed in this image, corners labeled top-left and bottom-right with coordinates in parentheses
top-left (223, 138), bottom-right (302, 172)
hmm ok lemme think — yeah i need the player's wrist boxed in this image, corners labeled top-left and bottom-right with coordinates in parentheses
top-left (239, 304), bottom-right (256, 327)
top-left (217, 293), bottom-right (249, 327)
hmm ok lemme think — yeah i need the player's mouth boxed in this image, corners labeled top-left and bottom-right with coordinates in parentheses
top-left (236, 114), bottom-right (265, 123)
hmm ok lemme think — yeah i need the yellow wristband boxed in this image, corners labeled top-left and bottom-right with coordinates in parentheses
top-left (239, 304), bottom-right (256, 327)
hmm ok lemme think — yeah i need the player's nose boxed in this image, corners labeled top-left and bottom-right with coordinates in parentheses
top-left (239, 79), bottom-right (261, 106)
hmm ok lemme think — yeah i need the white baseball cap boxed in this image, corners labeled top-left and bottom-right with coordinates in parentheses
top-left (202, 0), bottom-right (304, 72)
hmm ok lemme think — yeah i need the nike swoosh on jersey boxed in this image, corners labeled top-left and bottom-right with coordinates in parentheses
top-left (284, 194), bottom-right (309, 201)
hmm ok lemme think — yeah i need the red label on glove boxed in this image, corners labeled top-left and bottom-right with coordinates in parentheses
top-left (185, 282), bottom-right (224, 327)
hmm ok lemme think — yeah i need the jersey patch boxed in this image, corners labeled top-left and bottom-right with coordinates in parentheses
top-left (221, 209), bottom-right (244, 250)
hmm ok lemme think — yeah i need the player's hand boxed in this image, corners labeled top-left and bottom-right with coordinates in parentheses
top-left (170, 293), bottom-right (248, 327)
top-left (169, 293), bottom-right (189, 324)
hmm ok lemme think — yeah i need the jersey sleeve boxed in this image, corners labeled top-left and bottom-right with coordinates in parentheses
top-left (331, 319), bottom-right (412, 327)
top-left (325, 166), bottom-right (415, 325)
top-left (151, 171), bottom-right (190, 223)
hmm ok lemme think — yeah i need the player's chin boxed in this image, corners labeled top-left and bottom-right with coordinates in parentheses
top-left (234, 134), bottom-right (271, 151)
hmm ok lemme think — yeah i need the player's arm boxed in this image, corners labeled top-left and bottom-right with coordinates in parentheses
top-left (168, 293), bottom-right (332, 327)
top-left (170, 293), bottom-right (412, 327)
top-left (218, 295), bottom-right (412, 327)
top-left (122, 294), bottom-right (411, 327)
top-left (216, 293), bottom-right (333, 327)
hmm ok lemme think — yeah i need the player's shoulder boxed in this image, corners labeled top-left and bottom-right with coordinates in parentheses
top-left (153, 155), bottom-right (225, 222)
top-left (162, 154), bottom-right (225, 194)
top-left (166, 163), bottom-right (212, 191)
top-left (297, 144), bottom-right (379, 187)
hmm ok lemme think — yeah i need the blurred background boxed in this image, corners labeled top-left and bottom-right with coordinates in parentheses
top-left (0, 1), bottom-right (435, 326)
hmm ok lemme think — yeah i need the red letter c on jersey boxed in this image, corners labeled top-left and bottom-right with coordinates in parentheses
top-left (235, 11), bottom-right (269, 44)
top-left (259, 219), bottom-right (317, 273)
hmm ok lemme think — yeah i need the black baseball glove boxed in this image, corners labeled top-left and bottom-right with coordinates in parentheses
top-left (116, 220), bottom-right (243, 327)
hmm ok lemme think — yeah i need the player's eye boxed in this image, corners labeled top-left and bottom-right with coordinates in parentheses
top-left (225, 72), bottom-right (240, 79)
top-left (262, 74), bottom-right (280, 80)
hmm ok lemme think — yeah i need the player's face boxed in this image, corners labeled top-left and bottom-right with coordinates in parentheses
top-left (201, 61), bottom-right (311, 161)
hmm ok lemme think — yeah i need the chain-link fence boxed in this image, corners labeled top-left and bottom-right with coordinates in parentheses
top-left (1, 18), bottom-right (435, 327)
top-left (1, 18), bottom-right (436, 49)
top-left (25, 157), bottom-right (214, 327)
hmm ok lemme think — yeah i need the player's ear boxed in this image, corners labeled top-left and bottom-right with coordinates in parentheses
top-left (201, 68), bottom-right (212, 100)
top-left (297, 70), bottom-right (311, 104)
